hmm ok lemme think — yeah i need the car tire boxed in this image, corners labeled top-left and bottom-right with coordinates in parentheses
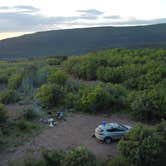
top-left (104, 137), bottom-right (112, 144)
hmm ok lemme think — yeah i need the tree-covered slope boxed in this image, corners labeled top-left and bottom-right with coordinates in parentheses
top-left (0, 23), bottom-right (166, 59)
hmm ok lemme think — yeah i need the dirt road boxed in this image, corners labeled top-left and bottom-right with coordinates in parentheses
top-left (0, 113), bottom-right (137, 165)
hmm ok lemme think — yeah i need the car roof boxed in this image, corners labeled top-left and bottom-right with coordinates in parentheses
top-left (99, 122), bottom-right (120, 129)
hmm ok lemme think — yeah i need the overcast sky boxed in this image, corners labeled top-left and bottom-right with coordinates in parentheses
top-left (0, 0), bottom-right (166, 39)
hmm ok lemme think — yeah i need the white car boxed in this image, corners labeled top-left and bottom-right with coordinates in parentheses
top-left (94, 122), bottom-right (132, 144)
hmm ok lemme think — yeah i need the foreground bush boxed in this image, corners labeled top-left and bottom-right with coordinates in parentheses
top-left (62, 146), bottom-right (97, 166)
top-left (0, 89), bottom-right (20, 104)
top-left (105, 156), bottom-right (130, 166)
top-left (42, 149), bottom-right (65, 166)
top-left (156, 121), bottom-right (166, 139)
top-left (16, 119), bottom-right (38, 131)
top-left (118, 125), bottom-right (166, 166)
top-left (0, 104), bottom-right (7, 124)
top-left (36, 83), bottom-right (64, 108)
top-left (10, 146), bottom-right (97, 166)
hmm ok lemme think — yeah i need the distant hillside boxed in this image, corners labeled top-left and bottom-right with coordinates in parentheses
top-left (0, 23), bottom-right (166, 59)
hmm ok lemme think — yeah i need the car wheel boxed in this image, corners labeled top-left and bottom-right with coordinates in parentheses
top-left (104, 137), bottom-right (112, 144)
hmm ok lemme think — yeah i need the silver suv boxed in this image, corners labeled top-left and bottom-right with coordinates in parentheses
top-left (94, 122), bottom-right (132, 144)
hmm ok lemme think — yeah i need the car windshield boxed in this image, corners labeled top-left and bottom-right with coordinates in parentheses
top-left (118, 124), bottom-right (128, 130)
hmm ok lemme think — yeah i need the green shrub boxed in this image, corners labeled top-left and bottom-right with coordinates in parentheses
top-left (9, 153), bottom-right (46, 166)
top-left (47, 58), bottom-right (62, 65)
top-left (77, 85), bottom-right (111, 112)
top-left (0, 89), bottom-right (20, 104)
top-left (23, 157), bottom-right (46, 166)
top-left (0, 103), bottom-right (7, 124)
top-left (105, 156), bottom-right (130, 166)
top-left (48, 70), bottom-right (68, 85)
top-left (128, 87), bottom-right (166, 121)
top-left (16, 120), bottom-right (37, 131)
top-left (0, 135), bottom-right (6, 152)
top-left (62, 146), bottom-right (97, 166)
top-left (0, 70), bottom-right (9, 83)
top-left (97, 67), bottom-right (125, 83)
top-left (35, 66), bottom-right (54, 87)
top-left (8, 73), bottom-right (23, 89)
top-left (118, 125), bottom-right (166, 166)
top-left (156, 121), bottom-right (166, 139)
top-left (106, 84), bottom-right (128, 111)
top-left (23, 108), bottom-right (38, 121)
top-left (20, 77), bottom-right (34, 94)
top-left (36, 83), bottom-right (64, 108)
top-left (42, 149), bottom-right (65, 166)
top-left (138, 68), bottom-right (163, 90)
top-left (64, 92), bottom-right (77, 109)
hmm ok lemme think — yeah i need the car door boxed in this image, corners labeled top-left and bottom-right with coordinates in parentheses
top-left (107, 127), bottom-right (126, 139)
top-left (114, 126), bottom-right (127, 139)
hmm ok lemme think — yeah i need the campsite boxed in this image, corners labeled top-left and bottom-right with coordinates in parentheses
top-left (0, 48), bottom-right (165, 166)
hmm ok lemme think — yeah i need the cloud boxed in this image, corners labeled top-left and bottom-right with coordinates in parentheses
top-left (0, 6), bottom-right (104, 32)
top-left (104, 15), bottom-right (122, 19)
top-left (76, 9), bottom-right (104, 20)
top-left (60, 17), bottom-right (166, 28)
top-left (14, 5), bottom-right (40, 13)
top-left (110, 17), bottom-right (166, 26)
top-left (0, 5), bottom-right (166, 33)
top-left (77, 9), bottom-right (103, 16)
top-left (0, 5), bottom-right (40, 13)
top-left (0, 6), bottom-right (9, 10)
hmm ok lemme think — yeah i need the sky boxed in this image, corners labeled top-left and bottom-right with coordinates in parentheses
top-left (0, 0), bottom-right (166, 40)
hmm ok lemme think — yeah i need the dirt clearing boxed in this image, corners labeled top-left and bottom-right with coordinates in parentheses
top-left (0, 113), bottom-right (138, 165)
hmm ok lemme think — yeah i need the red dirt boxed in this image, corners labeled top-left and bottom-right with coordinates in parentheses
top-left (0, 113), bottom-right (138, 166)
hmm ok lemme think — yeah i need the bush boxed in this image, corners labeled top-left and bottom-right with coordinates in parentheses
top-left (35, 66), bottom-right (54, 87)
top-left (36, 83), bottom-right (64, 108)
top-left (20, 77), bottom-right (34, 94)
top-left (10, 147), bottom-right (97, 166)
top-left (23, 108), bottom-right (38, 121)
top-left (76, 85), bottom-right (111, 112)
top-left (0, 89), bottom-right (20, 104)
top-left (16, 120), bottom-right (37, 131)
top-left (0, 103), bottom-right (7, 124)
top-left (106, 84), bottom-right (128, 111)
top-left (47, 58), bottom-right (62, 65)
top-left (64, 92), bottom-right (77, 109)
top-left (8, 73), bottom-right (23, 89)
top-left (23, 157), bottom-right (46, 166)
top-left (62, 146), bottom-right (97, 166)
top-left (156, 121), bottom-right (166, 139)
top-left (128, 87), bottom-right (166, 121)
top-left (105, 156), bottom-right (130, 166)
top-left (0, 70), bottom-right (9, 83)
top-left (97, 67), bottom-right (125, 83)
top-left (48, 70), bottom-right (68, 85)
top-left (118, 125), bottom-right (166, 166)
top-left (42, 149), bottom-right (65, 166)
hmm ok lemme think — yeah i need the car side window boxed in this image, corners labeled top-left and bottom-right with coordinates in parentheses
top-left (119, 126), bottom-right (127, 131)
top-left (107, 129), bottom-right (113, 132)
top-left (107, 128), bottom-right (125, 132)
top-left (107, 128), bottom-right (118, 132)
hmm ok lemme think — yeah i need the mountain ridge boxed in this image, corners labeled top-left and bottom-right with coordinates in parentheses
top-left (0, 23), bottom-right (166, 59)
